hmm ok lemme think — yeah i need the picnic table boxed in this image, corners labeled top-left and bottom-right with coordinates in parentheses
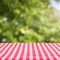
top-left (0, 43), bottom-right (60, 60)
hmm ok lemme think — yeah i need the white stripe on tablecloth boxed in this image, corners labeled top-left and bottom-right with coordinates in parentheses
top-left (37, 43), bottom-right (46, 59)
top-left (57, 43), bottom-right (60, 44)
top-left (46, 43), bottom-right (59, 59)
top-left (49, 43), bottom-right (60, 55)
top-left (16, 43), bottom-right (24, 60)
top-left (2, 43), bottom-right (16, 59)
top-left (42, 43), bottom-right (53, 60)
top-left (0, 43), bottom-right (12, 57)
top-left (9, 43), bottom-right (19, 60)
top-left (57, 43), bottom-right (60, 45)
top-left (0, 43), bottom-right (8, 51)
top-left (22, 43), bottom-right (28, 60)
top-left (29, 43), bottom-right (33, 60)
top-left (33, 43), bottom-right (40, 60)
top-left (57, 43), bottom-right (60, 47)
top-left (0, 43), bottom-right (4, 47)
top-left (53, 43), bottom-right (60, 50)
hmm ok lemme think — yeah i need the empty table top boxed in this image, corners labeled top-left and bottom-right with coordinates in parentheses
top-left (0, 43), bottom-right (60, 60)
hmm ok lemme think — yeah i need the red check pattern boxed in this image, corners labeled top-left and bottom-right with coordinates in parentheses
top-left (0, 43), bottom-right (60, 60)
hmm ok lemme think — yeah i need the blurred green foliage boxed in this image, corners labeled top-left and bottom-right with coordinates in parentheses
top-left (0, 0), bottom-right (60, 42)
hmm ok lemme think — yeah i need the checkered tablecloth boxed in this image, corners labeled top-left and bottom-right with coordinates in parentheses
top-left (0, 43), bottom-right (60, 60)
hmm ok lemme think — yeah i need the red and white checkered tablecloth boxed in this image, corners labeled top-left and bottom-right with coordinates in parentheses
top-left (0, 43), bottom-right (60, 60)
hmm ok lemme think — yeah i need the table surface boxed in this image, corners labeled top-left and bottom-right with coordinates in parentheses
top-left (0, 43), bottom-right (60, 60)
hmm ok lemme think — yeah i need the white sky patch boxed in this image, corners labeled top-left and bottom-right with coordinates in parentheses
top-left (20, 13), bottom-right (24, 17)
top-left (2, 38), bottom-right (6, 42)
top-left (50, 0), bottom-right (60, 10)
top-left (3, 17), bottom-right (8, 22)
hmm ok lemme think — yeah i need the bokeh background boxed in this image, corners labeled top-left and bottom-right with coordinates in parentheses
top-left (0, 0), bottom-right (60, 43)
